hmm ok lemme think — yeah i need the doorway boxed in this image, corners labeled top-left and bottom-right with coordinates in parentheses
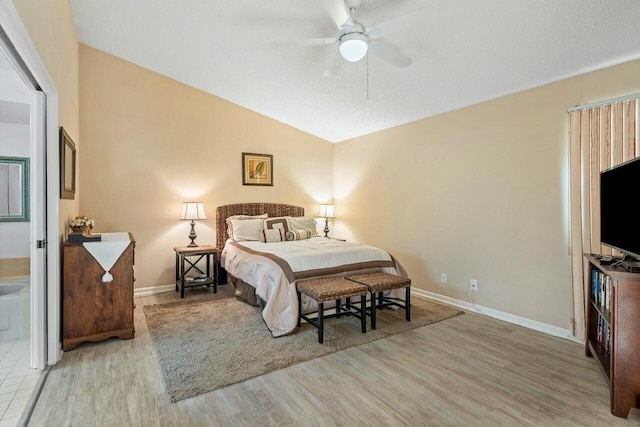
top-left (0, 44), bottom-right (46, 424)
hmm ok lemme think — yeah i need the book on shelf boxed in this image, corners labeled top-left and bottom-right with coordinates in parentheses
top-left (592, 268), bottom-right (612, 311)
top-left (596, 313), bottom-right (612, 355)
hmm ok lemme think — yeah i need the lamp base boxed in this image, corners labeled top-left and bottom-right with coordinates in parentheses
top-left (323, 217), bottom-right (330, 238)
top-left (188, 220), bottom-right (198, 247)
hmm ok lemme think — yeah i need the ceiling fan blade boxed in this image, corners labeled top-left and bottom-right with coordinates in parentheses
top-left (368, 38), bottom-right (412, 68)
top-left (322, 52), bottom-right (344, 77)
top-left (320, 0), bottom-right (352, 29)
top-left (271, 37), bottom-right (337, 47)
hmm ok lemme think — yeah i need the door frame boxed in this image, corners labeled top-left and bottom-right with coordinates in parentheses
top-left (0, 1), bottom-right (61, 365)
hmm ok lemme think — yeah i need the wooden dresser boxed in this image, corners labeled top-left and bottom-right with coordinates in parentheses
top-left (62, 232), bottom-right (135, 351)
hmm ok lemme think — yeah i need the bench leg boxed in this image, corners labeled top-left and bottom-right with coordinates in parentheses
top-left (297, 290), bottom-right (302, 328)
top-left (405, 286), bottom-right (411, 321)
top-left (318, 302), bottom-right (324, 344)
top-left (360, 294), bottom-right (366, 333)
top-left (370, 291), bottom-right (377, 330)
top-left (336, 298), bottom-right (341, 318)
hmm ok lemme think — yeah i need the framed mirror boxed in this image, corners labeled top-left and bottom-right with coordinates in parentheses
top-left (60, 127), bottom-right (76, 200)
top-left (0, 156), bottom-right (30, 222)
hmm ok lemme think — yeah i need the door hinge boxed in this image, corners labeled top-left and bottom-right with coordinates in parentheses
top-left (37, 239), bottom-right (46, 249)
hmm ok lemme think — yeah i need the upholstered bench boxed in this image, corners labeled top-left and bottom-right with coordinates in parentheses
top-left (345, 272), bottom-right (411, 330)
top-left (296, 277), bottom-right (368, 343)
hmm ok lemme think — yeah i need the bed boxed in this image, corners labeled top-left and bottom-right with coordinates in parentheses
top-left (216, 203), bottom-right (406, 337)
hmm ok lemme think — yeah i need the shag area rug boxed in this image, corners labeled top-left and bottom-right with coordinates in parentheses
top-left (144, 293), bottom-right (462, 402)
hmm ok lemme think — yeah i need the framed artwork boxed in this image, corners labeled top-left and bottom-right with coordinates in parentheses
top-left (60, 127), bottom-right (76, 199)
top-left (242, 152), bottom-right (273, 186)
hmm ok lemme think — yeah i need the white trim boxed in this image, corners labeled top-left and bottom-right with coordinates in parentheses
top-left (46, 98), bottom-right (61, 366)
top-left (567, 92), bottom-right (640, 112)
top-left (412, 288), bottom-right (584, 344)
top-left (134, 284), bottom-right (176, 297)
top-left (29, 90), bottom-right (46, 370)
top-left (0, 0), bottom-right (61, 365)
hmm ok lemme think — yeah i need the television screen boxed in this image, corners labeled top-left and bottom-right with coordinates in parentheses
top-left (600, 157), bottom-right (640, 260)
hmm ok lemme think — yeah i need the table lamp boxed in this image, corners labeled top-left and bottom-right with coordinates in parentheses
top-left (181, 202), bottom-right (207, 247)
top-left (319, 204), bottom-right (335, 238)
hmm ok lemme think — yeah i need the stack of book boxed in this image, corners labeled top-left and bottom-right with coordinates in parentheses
top-left (185, 274), bottom-right (209, 283)
top-left (68, 233), bottom-right (101, 243)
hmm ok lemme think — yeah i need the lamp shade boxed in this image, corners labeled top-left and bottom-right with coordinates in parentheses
top-left (181, 202), bottom-right (207, 220)
top-left (339, 33), bottom-right (368, 62)
top-left (319, 204), bottom-right (335, 218)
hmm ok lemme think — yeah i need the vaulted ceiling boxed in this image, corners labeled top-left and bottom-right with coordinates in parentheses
top-left (69, 0), bottom-right (640, 143)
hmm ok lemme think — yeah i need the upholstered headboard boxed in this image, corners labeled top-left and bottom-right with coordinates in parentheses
top-left (215, 203), bottom-right (305, 253)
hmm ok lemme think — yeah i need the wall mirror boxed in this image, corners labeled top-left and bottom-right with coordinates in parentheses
top-left (60, 127), bottom-right (76, 199)
top-left (0, 156), bottom-right (30, 222)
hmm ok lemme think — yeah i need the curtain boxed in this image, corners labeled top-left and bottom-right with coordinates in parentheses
top-left (569, 99), bottom-right (638, 340)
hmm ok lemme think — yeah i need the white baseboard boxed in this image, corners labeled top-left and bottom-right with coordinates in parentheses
top-left (411, 288), bottom-right (584, 344)
top-left (134, 284), bottom-right (175, 297)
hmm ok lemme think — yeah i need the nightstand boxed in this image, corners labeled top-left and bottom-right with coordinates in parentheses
top-left (174, 245), bottom-right (218, 298)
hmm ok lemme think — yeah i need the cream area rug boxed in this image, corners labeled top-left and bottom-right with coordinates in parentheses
top-left (143, 292), bottom-right (463, 403)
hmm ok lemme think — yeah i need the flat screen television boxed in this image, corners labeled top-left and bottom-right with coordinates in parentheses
top-left (600, 156), bottom-right (640, 271)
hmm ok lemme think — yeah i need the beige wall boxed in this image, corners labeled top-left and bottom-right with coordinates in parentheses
top-left (79, 45), bottom-right (333, 289)
top-left (12, 0), bottom-right (80, 240)
top-left (334, 59), bottom-right (640, 330)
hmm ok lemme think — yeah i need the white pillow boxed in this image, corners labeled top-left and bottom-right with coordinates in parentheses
top-left (288, 216), bottom-right (319, 236)
top-left (226, 214), bottom-right (267, 237)
top-left (228, 218), bottom-right (264, 241)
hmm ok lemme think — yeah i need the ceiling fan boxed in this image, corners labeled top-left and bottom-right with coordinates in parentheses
top-left (272, 0), bottom-right (412, 76)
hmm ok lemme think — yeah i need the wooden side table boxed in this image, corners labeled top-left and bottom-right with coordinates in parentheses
top-left (174, 245), bottom-right (218, 298)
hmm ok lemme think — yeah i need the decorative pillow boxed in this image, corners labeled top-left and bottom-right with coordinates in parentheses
top-left (263, 216), bottom-right (291, 235)
top-left (259, 228), bottom-right (284, 243)
top-left (228, 218), bottom-right (264, 241)
top-left (285, 229), bottom-right (313, 241)
top-left (288, 216), bottom-right (319, 236)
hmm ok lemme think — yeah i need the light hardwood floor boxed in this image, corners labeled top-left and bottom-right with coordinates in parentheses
top-left (28, 285), bottom-right (640, 426)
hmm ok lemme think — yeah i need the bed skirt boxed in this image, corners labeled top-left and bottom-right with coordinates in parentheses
top-left (230, 274), bottom-right (260, 307)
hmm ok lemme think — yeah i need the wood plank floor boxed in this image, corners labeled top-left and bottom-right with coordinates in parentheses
top-left (28, 285), bottom-right (640, 426)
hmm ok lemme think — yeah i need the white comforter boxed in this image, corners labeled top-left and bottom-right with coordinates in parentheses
top-left (221, 237), bottom-right (403, 337)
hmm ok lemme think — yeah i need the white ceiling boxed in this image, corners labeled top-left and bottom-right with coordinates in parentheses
top-left (69, 0), bottom-right (640, 143)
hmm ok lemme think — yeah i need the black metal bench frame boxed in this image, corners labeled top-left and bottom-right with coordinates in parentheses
top-left (297, 293), bottom-right (367, 343)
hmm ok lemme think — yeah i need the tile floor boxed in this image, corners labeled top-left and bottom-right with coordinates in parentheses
top-left (0, 338), bottom-right (39, 427)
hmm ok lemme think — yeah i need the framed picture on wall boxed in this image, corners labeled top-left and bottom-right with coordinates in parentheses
top-left (242, 152), bottom-right (273, 186)
top-left (60, 127), bottom-right (76, 199)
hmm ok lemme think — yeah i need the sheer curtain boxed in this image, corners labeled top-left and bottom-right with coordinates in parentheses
top-left (569, 97), bottom-right (639, 340)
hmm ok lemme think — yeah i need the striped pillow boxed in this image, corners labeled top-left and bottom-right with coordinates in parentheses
top-left (285, 229), bottom-right (313, 241)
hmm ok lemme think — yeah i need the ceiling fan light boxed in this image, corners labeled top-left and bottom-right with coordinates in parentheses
top-left (339, 33), bottom-right (368, 62)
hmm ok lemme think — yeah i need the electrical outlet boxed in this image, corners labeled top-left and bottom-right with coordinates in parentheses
top-left (470, 279), bottom-right (478, 291)
top-left (441, 273), bottom-right (447, 284)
